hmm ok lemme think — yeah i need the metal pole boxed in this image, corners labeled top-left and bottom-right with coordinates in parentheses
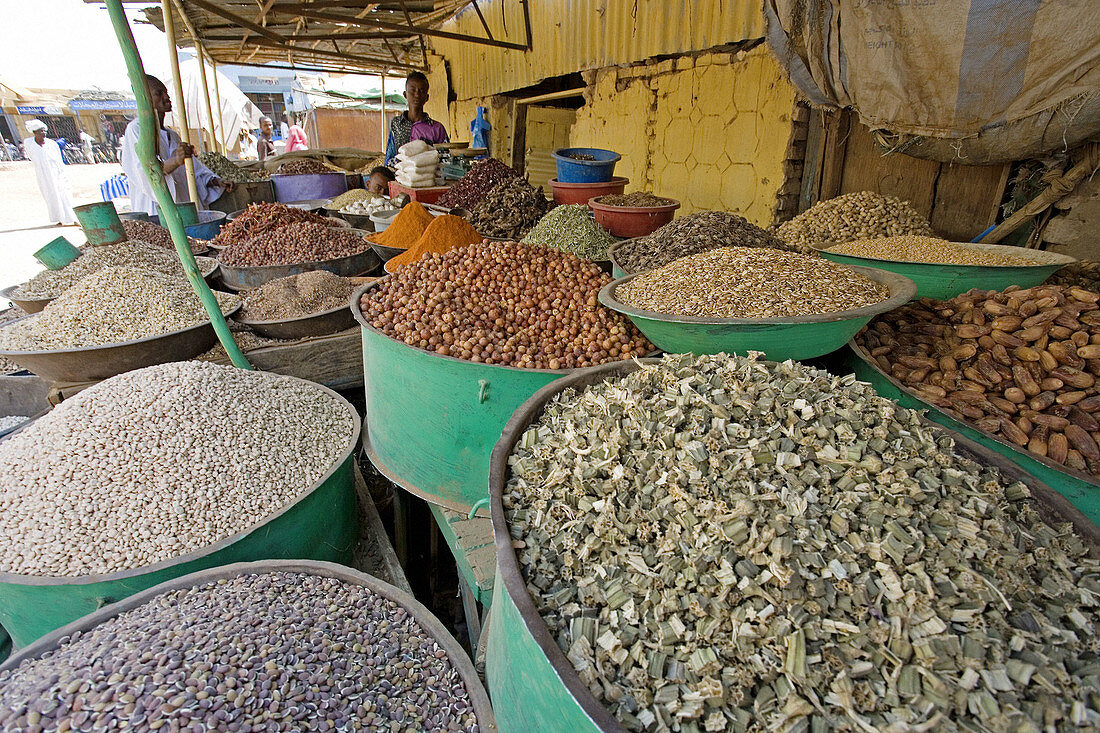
top-left (162, 0), bottom-right (200, 205)
top-left (105, 0), bottom-right (251, 369)
top-left (197, 47), bottom-right (217, 155)
top-left (211, 59), bottom-right (225, 153)
top-left (380, 71), bottom-right (386, 154)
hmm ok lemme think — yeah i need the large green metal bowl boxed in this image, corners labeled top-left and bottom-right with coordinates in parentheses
top-left (598, 266), bottom-right (915, 361)
top-left (819, 243), bottom-right (1075, 300)
top-left (352, 279), bottom-right (644, 516)
top-left (486, 357), bottom-right (1100, 732)
top-left (846, 340), bottom-right (1100, 527)
top-left (0, 380), bottom-right (361, 647)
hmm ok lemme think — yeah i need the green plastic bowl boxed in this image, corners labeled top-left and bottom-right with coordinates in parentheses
top-left (598, 265), bottom-right (916, 361)
top-left (818, 243), bottom-right (1076, 300)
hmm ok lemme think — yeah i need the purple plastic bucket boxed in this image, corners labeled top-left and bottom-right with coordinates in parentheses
top-left (271, 173), bottom-right (348, 203)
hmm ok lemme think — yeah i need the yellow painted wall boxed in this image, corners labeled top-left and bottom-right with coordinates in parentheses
top-left (568, 46), bottom-right (796, 225)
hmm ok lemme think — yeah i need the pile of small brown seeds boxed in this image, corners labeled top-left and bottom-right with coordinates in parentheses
top-left (614, 211), bottom-right (807, 273)
top-left (828, 236), bottom-right (1041, 266)
top-left (0, 572), bottom-right (483, 733)
top-left (617, 248), bottom-right (890, 318)
top-left (121, 219), bottom-right (207, 252)
top-left (775, 191), bottom-right (935, 249)
top-left (361, 241), bottom-right (652, 369)
top-left (240, 270), bottom-right (358, 321)
top-left (596, 192), bottom-right (674, 207)
top-left (0, 361), bottom-right (355, 576)
top-left (505, 352), bottom-right (1100, 732)
top-left (857, 283), bottom-right (1100, 475)
top-left (13, 241), bottom-right (217, 299)
top-left (219, 223), bottom-right (371, 267)
top-left (0, 267), bottom-right (240, 351)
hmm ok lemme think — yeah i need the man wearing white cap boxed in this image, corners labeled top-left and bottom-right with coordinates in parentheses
top-left (22, 120), bottom-right (76, 225)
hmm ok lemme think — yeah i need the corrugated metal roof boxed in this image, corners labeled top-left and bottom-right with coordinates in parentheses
top-left (434, 0), bottom-right (766, 100)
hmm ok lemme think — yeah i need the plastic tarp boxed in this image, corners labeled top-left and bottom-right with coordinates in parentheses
top-left (165, 58), bottom-right (263, 156)
top-left (765, 0), bottom-right (1100, 162)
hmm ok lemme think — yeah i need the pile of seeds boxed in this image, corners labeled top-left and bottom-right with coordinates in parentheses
top-left (827, 236), bottom-right (1042, 266)
top-left (596, 192), bottom-right (674, 207)
top-left (0, 415), bottom-right (28, 432)
top-left (615, 212), bottom-right (806, 273)
top-left (212, 203), bottom-right (330, 248)
top-left (120, 219), bottom-right (207, 253)
top-left (857, 283), bottom-right (1100, 475)
top-left (219, 223), bottom-right (370, 267)
top-left (329, 189), bottom-right (377, 209)
top-left (0, 267), bottom-right (240, 351)
top-left (437, 158), bottom-right (520, 210)
top-left (776, 191), bottom-right (935, 249)
top-left (1049, 261), bottom-right (1100, 291)
top-left (12, 241), bottom-right (218, 299)
top-left (618, 248), bottom-right (889, 318)
top-left (504, 352), bottom-right (1100, 732)
top-left (198, 151), bottom-right (267, 182)
top-left (240, 270), bottom-right (358, 321)
top-left (194, 329), bottom-right (283, 361)
top-left (522, 204), bottom-right (615, 260)
top-left (468, 177), bottom-right (552, 239)
top-left (0, 571), bottom-right (482, 732)
top-left (563, 151), bottom-right (597, 160)
top-left (361, 241), bottom-right (651, 369)
top-left (276, 158), bottom-right (331, 175)
top-left (0, 361), bottom-right (354, 576)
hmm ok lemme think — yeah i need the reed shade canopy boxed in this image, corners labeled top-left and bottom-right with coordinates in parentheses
top-left (111, 0), bottom-right (532, 75)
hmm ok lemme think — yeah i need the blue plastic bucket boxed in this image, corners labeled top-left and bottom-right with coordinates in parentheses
top-left (552, 147), bottom-right (621, 183)
top-left (151, 210), bottom-right (227, 241)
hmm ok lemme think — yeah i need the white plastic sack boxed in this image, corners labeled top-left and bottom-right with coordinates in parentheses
top-left (396, 172), bottom-right (436, 187)
top-left (398, 140), bottom-right (431, 157)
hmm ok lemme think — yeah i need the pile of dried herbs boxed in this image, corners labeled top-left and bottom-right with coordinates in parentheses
top-left (504, 353), bottom-right (1100, 732)
top-left (522, 204), bottom-right (614, 260)
top-left (468, 178), bottom-right (552, 239)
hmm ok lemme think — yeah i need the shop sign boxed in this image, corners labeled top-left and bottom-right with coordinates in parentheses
top-left (69, 100), bottom-right (138, 111)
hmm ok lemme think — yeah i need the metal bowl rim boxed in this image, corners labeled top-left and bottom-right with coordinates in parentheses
top-left (598, 265), bottom-right (917, 326)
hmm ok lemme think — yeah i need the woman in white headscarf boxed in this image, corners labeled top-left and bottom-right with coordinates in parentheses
top-left (22, 120), bottom-right (76, 225)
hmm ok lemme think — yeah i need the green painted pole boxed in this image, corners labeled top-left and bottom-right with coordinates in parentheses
top-left (104, 0), bottom-right (252, 370)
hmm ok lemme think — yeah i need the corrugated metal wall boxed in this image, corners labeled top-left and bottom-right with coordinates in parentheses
top-left (433, 0), bottom-right (766, 100)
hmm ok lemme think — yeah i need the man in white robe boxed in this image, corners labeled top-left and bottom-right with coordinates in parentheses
top-left (121, 75), bottom-right (233, 215)
top-left (22, 120), bottom-right (76, 225)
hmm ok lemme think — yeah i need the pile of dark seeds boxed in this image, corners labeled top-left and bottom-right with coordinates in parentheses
top-left (219, 222), bottom-right (370, 267)
top-left (120, 220), bottom-right (207, 253)
top-left (276, 158), bottom-right (331, 175)
top-left (437, 158), bottom-right (519, 210)
top-left (614, 211), bottom-right (811, 273)
top-left (0, 572), bottom-right (483, 732)
top-left (468, 178), bottom-right (551, 239)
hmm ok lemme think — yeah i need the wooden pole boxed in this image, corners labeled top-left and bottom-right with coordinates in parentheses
top-left (162, 0), bottom-right (200, 205)
top-left (197, 47), bottom-right (217, 155)
top-left (211, 59), bottom-right (225, 153)
top-left (380, 71), bottom-right (386, 154)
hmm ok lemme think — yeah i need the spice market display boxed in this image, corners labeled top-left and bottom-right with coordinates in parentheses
top-left (0, 267), bottom-right (239, 351)
top-left (0, 361), bottom-right (355, 576)
top-left (522, 204), bottom-right (615, 260)
top-left (856, 284), bottom-right (1100, 476)
top-left (385, 214), bottom-right (483, 271)
top-left (218, 221), bottom-right (372, 267)
top-left (468, 177), bottom-right (553, 239)
top-left (362, 241), bottom-right (652, 368)
top-left (0, 571), bottom-right (485, 733)
top-left (775, 191), bottom-right (936, 250)
top-left (826, 236), bottom-right (1043, 266)
top-left (503, 353), bottom-right (1100, 731)
top-left (613, 212), bottom-right (807, 273)
top-left (211, 202), bottom-right (332, 248)
top-left (239, 270), bottom-right (360, 321)
top-left (436, 158), bottom-right (521, 210)
top-left (369, 200), bottom-right (435, 249)
top-left (617, 248), bottom-right (889, 318)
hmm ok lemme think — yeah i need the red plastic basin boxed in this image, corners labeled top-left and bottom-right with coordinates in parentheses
top-left (588, 196), bottom-right (681, 238)
top-left (549, 177), bottom-right (629, 206)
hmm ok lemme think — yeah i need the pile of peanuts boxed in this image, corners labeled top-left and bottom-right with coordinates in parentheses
top-left (857, 284), bottom-right (1100, 475)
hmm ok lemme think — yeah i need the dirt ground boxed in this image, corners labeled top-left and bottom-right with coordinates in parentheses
top-left (0, 160), bottom-right (129, 295)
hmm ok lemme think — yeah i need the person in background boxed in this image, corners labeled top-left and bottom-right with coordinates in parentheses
top-left (256, 116), bottom-right (276, 161)
top-left (79, 129), bottom-right (95, 163)
top-left (385, 71), bottom-right (447, 165)
top-left (121, 75), bottom-right (233, 216)
top-left (238, 127), bottom-right (258, 161)
top-left (23, 120), bottom-right (76, 225)
top-left (366, 166), bottom-right (396, 196)
top-left (285, 113), bottom-right (309, 152)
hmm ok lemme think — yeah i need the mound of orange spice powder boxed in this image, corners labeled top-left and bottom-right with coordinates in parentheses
top-left (385, 215), bottom-right (484, 272)
top-left (370, 201), bottom-right (434, 249)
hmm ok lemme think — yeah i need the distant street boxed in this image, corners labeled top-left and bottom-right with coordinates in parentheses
top-left (0, 161), bottom-right (127, 295)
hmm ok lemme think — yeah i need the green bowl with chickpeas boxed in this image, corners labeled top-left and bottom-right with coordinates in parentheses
top-left (818, 238), bottom-right (1076, 300)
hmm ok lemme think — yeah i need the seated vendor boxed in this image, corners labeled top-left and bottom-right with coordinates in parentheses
top-left (385, 71), bottom-right (448, 165)
top-left (366, 166), bottom-right (396, 195)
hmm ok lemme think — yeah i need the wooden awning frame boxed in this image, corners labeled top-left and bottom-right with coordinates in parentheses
top-left (95, 0), bottom-right (530, 75)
